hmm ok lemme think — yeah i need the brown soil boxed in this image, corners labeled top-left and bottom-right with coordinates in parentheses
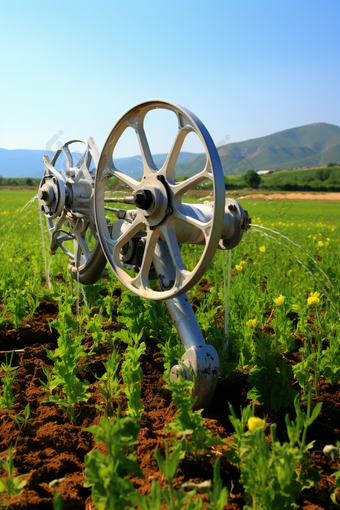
top-left (0, 292), bottom-right (339, 509)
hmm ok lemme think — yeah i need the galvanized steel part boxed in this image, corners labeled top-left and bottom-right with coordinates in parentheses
top-left (39, 137), bottom-right (107, 285)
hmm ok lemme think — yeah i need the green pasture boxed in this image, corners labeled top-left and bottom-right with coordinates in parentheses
top-left (0, 190), bottom-right (339, 323)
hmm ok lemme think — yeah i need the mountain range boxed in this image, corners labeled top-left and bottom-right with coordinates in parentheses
top-left (0, 122), bottom-right (339, 179)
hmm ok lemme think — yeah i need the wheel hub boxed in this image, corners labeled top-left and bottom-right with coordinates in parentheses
top-left (133, 175), bottom-right (168, 227)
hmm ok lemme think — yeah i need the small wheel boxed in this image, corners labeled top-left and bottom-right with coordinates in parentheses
top-left (39, 137), bottom-right (107, 285)
top-left (94, 100), bottom-right (225, 300)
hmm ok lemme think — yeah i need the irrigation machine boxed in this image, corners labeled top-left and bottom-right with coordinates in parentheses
top-left (38, 100), bottom-right (251, 409)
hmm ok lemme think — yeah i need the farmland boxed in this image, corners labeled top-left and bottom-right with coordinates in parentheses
top-left (0, 189), bottom-right (340, 509)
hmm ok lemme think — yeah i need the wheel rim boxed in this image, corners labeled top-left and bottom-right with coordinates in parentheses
top-left (39, 137), bottom-right (106, 284)
top-left (94, 100), bottom-right (225, 300)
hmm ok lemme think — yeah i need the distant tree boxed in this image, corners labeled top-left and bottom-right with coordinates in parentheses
top-left (244, 169), bottom-right (261, 189)
top-left (327, 162), bottom-right (335, 167)
top-left (25, 177), bottom-right (34, 186)
top-left (0, 175), bottom-right (3, 186)
top-left (315, 169), bottom-right (331, 182)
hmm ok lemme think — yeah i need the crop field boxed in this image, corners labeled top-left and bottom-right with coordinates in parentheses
top-left (0, 189), bottom-right (340, 509)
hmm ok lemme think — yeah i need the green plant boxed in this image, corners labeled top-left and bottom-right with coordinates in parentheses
top-left (132, 442), bottom-right (198, 510)
top-left (120, 330), bottom-right (146, 422)
top-left (165, 374), bottom-right (225, 457)
top-left (53, 492), bottom-right (64, 510)
top-left (6, 288), bottom-right (28, 329)
top-left (96, 347), bottom-right (122, 417)
top-left (247, 334), bottom-right (297, 412)
top-left (86, 313), bottom-right (107, 348)
top-left (0, 446), bottom-right (28, 509)
top-left (13, 403), bottom-right (31, 431)
top-left (226, 393), bottom-right (322, 509)
top-left (153, 442), bottom-right (196, 509)
top-left (117, 290), bottom-right (171, 341)
top-left (206, 458), bottom-right (229, 510)
top-left (84, 414), bottom-right (143, 510)
top-left (157, 329), bottom-right (184, 383)
top-left (0, 353), bottom-right (18, 410)
top-left (40, 297), bottom-right (90, 424)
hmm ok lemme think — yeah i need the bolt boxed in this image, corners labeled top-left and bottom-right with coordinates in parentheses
top-left (228, 203), bottom-right (236, 212)
top-left (165, 207), bottom-right (173, 215)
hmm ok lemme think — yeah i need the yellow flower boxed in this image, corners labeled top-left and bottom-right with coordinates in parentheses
top-left (307, 292), bottom-right (320, 306)
top-left (247, 417), bottom-right (266, 432)
top-left (259, 246), bottom-right (266, 252)
top-left (25, 281), bottom-right (29, 286)
top-left (318, 241), bottom-right (324, 247)
top-left (246, 318), bottom-right (257, 328)
top-left (292, 304), bottom-right (299, 310)
top-left (313, 236), bottom-right (316, 240)
top-left (235, 265), bottom-right (243, 271)
top-left (9, 258), bottom-right (13, 262)
top-left (28, 222), bottom-right (31, 225)
top-left (327, 238), bottom-right (330, 242)
top-left (240, 261), bottom-right (246, 266)
top-left (274, 295), bottom-right (285, 306)
top-left (331, 228), bottom-right (335, 231)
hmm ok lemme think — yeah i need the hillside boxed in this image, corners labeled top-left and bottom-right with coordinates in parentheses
top-left (176, 122), bottom-right (340, 177)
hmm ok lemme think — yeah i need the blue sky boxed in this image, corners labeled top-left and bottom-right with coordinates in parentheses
top-left (1, 0), bottom-right (339, 157)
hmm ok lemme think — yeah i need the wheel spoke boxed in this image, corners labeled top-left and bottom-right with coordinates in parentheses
top-left (170, 163), bottom-right (213, 199)
top-left (104, 157), bottom-right (140, 191)
top-left (87, 136), bottom-right (100, 168)
top-left (130, 227), bottom-right (161, 291)
top-left (134, 121), bottom-right (158, 175)
top-left (161, 125), bottom-right (192, 181)
top-left (159, 222), bottom-right (188, 278)
top-left (173, 209), bottom-right (212, 242)
top-left (74, 231), bottom-right (91, 263)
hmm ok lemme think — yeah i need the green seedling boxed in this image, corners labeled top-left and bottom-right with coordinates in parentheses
top-left (84, 414), bottom-right (143, 510)
top-left (226, 392), bottom-right (322, 509)
top-left (13, 403), bottom-right (31, 431)
top-left (0, 353), bottom-right (18, 410)
top-left (0, 446), bottom-right (28, 510)
top-left (86, 313), bottom-right (107, 348)
top-left (165, 374), bottom-right (225, 458)
top-left (96, 347), bottom-right (122, 417)
top-left (132, 442), bottom-right (198, 510)
top-left (119, 330), bottom-right (145, 423)
top-left (40, 297), bottom-right (90, 424)
top-left (6, 288), bottom-right (28, 329)
top-left (247, 334), bottom-right (297, 412)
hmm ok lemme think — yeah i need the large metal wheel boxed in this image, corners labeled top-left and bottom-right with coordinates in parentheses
top-left (94, 100), bottom-right (225, 300)
top-left (39, 137), bottom-right (107, 285)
